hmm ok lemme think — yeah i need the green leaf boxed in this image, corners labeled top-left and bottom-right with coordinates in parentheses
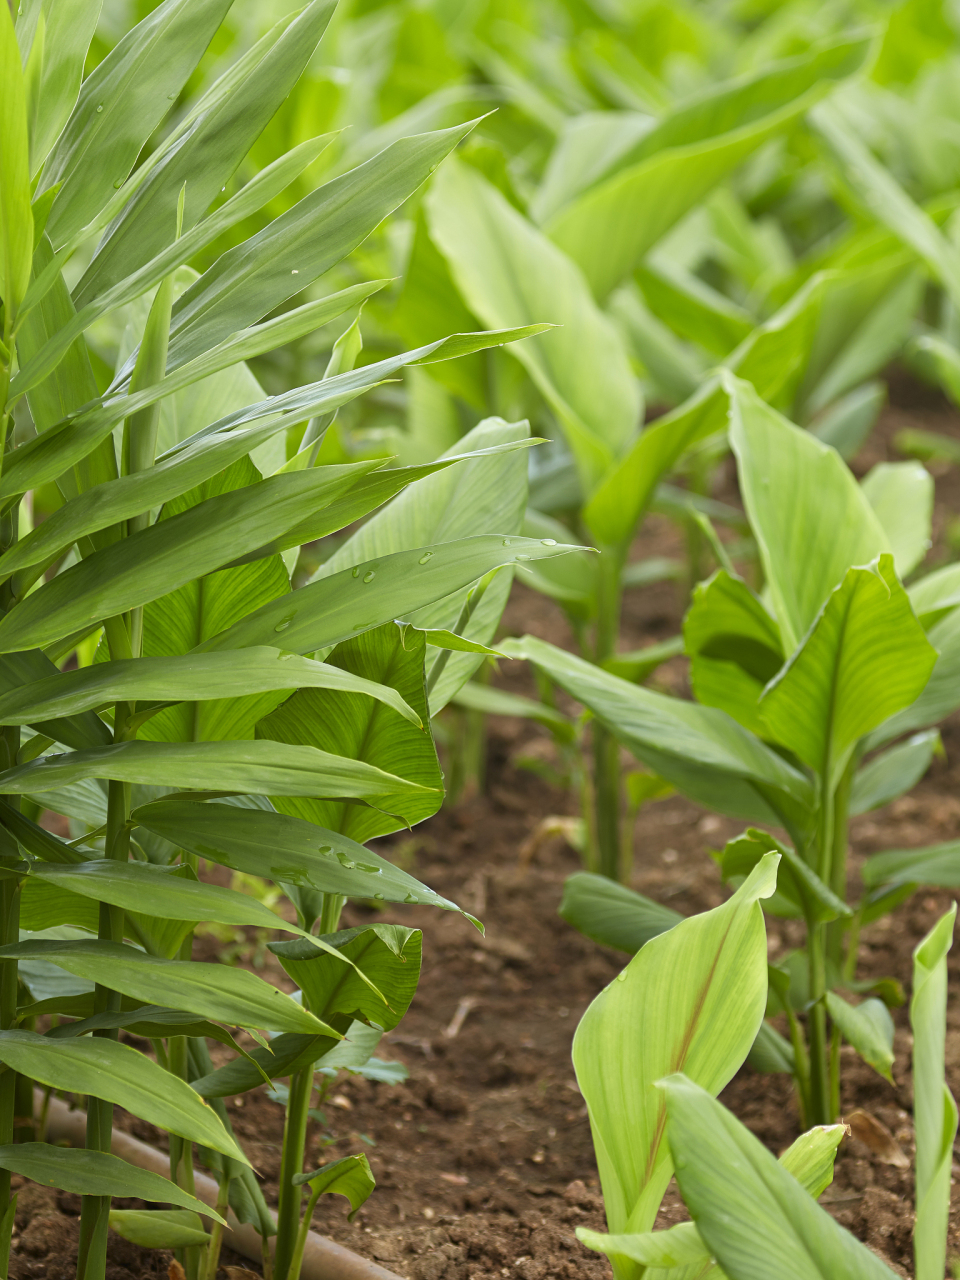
top-left (866, 604), bottom-right (960, 748)
top-left (684, 570), bottom-right (784, 736)
top-left (130, 800), bottom-right (468, 917)
top-left (635, 260), bottom-right (753, 357)
top-left (778, 1124), bottom-right (846, 1199)
top-left (271, 924), bottom-right (422, 1033)
top-left (17, 0), bottom-right (101, 176)
top-left (861, 462), bottom-right (932, 579)
top-left (718, 830), bottom-right (850, 925)
top-left (0, 938), bottom-right (332, 1035)
top-left (748, 1021), bottom-right (795, 1075)
top-left (728, 374), bottom-right (890, 651)
top-left (0, 650), bottom-right (110, 750)
top-left (0, 467), bottom-right (379, 653)
top-left (109, 1209), bottom-right (209, 1249)
top-left (759, 557), bottom-right (936, 787)
top-left (38, 0), bottom-right (232, 248)
top-left (559, 872), bottom-right (682, 954)
top-left (602, 637), bottom-right (684, 685)
top-left (0, 0), bottom-right (33, 324)
top-left (198, 536), bottom-right (582, 657)
top-left (824, 992), bottom-right (894, 1083)
top-left (0, 739), bottom-right (434, 808)
top-left (0, 648), bottom-right (420, 728)
top-left (909, 562), bottom-right (960, 628)
top-left (912, 905), bottom-right (958, 1280)
top-left (812, 99), bottom-right (960, 313)
top-left (572, 855), bottom-right (778, 1239)
top-left (291, 1154), bottom-right (375, 1222)
top-left (661, 1075), bottom-right (901, 1280)
top-left (257, 623), bottom-right (442, 843)
top-left (545, 38), bottom-right (869, 298)
top-left (503, 634), bottom-right (814, 840)
top-left (450, 682), bottom-right (573, 736)
top-left (0, 1143), bottom-right (222, 1221)
top-left (850, 731), bottom-right (940, 816)
top-left (75, 0), bottom-right (337, 302)
top-left (191, 1030), bottom-right (337, 1099)
top-left (0, 1029), bottom-right (247, 1163)
top-left (426, 156), bottom-right (641, 494)
top-left (863, 839), bottom-right (960, 891)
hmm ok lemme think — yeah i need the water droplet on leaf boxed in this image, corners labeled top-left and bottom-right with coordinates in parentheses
top-left (363, 571), bottom-right (375, 584)
top-left (404, 893), bottom-right (419, 904)
top-left (541, 538), bottom-right (557, 546)
top-left (352, 567), bottom-right (360, 578)
top-left (418, 552), bottom-right (433, 565)
top-left (96, 104), bottom-right (103, 112)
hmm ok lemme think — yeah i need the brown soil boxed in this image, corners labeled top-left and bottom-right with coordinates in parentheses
top-left (13, 379), bottom-right (960, 1279)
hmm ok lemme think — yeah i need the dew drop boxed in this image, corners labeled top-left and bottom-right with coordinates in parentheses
top-left (274, 613), bottom-right (295, 633)
top-left (404, 893), bottom-right (419, 904)
top-left (362, 571), bottom-right (375, 584)
top-left (291, 269), bottom-right (299, 274)
top-left (352, 567), bottom-right (361, 578)
top-left (113, 179), bottom-right (123, 189)
top-left (317, 845), bottom-right (333, 857)
top-left (356, 862), bottom-right (381, 874)
top-left (616, 970), bottom-right (627, 982)
top-left (96, 104), bottom-right (103, 113)
top-left (501, 538), bottom-right (512, 546)
top-left (373, 893), bottom-right (385, 900)
top-left (418, 552), bottom-right (433, 565)
top-left (541, 538), bottom-right (557, 546)
top-left (336, 851), bottom-right (356, 869)
top-left (516, 554), bottom-right (531, 561)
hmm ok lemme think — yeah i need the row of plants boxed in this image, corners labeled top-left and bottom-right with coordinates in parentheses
top-left (2, 0), bottom-right (960, 1277)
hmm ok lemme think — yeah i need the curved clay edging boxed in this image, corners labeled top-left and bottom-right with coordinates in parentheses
top-left (40, 1093), bottom-right (404, 1280)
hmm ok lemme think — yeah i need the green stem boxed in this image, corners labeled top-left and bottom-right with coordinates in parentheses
top-left (288, 1183), bottom-right (324, 1280)
top-left (273, 1065), bottom-right (314, 1280)
top-left (826, 753), bottom-right (856, 973)
top-left (592, 543), bottom-right (625, 881)
top-left (202, 1173), bottom-right (232, 1280)
top-left (807, 920), bottom-right (830, 1125)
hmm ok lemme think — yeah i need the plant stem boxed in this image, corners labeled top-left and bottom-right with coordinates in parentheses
top-left (287, 1183), bottom-right (324, 1280)
top-left (274, 1064), bottom-right (314, 1280)
top-left (592, 543), bottom-right (625, 880)
top-left (826, 754), bottom-right (856, 972)
top-left (807, 920), bottom-right (830, 1125)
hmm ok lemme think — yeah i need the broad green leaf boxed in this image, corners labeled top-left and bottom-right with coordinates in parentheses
top-left (318, 417), bottom-right (534, 711)
top-left (850, 731), bottom-right (940, 815)
top-left (545, 39), bottom-right (869, 298)
top-left (192, 1030), bottom-right (336, 1099)
top-left (661, 1076), bottom-right (900, 1280)
top-left (272, 924), bottom-right (421, 1033)
top-left (0, 939), bottom-right (332, 1036)
top-left (718, 830), bottom-right (850, 924)
top-left (76, 0), bottom-right (337, 302)
top-left (728, 375), bottom-right (890, 650)
top-left (531, 111), bottom-right (655, 226)
top-left (759, 557), bottom-right (936, 786)
top-left (778, 1125), bottom-right (846, 1199)
top-left (0, 1029), bottom-right (247, 1163)
top-left (581, 276), bottom-right (827, 547)
top-left (450, 682), bottom-right (573, 736)
top-left (810, 381), bottom-right (885, 461)
top-left (426, 156), bottom-right (641, 494)
top-left (684, 570), bottom-right (784, 736)
top-left (572, 855), bottom-right (777, 1250)
top-left (109, 1210), bottom-right (209, 1249)
top-left (198, 537), bottom-right (582, 657)
top-left (0, 467), bottom-right (373, 653)
top-left (503, 635), bottom-right (814, 840)
top-left (909, 562), bottom-right (960, 628)
top-left (824, 992), bottom-right (894, 1083)
top-left (130, 800), bottom-right (468, 916)
top-left (17, 0), bottom-right (102, 175)
top-left (812, 100), bottom-right (960, 312)
top-left (0, 739), bottom-right (435, 808)
top-left (257, 624), bottom-right (441, 843)
top-left (24, 861), bottom-right (302, 936)
top-left (863, 840), bottom-right (960, 891)
top-left (866, 604), bottom-right (960, 747)
top-left (166, 120), bottom-right (481, 369)
top-left (291, 1154), bottom-right (375, 1221)
top-left (0, 648), bottom-right (419, 728)
top-left (0, 1144), bottom-right (221, 1221)
top-left (0, 0), bottom-right (33, 323)
top-left (861, 462), bottom-right (932, 578)
top-left (38, 0), bottom-right (232, 247)
top-left (602, 637), bottom-right (684, 685)
top-left (636, 259), bottom-right (753, 357)
top-left (559, 873), bottom-right (682, 954)
top-left (912, 905), bottom-right (958, 1280)
top-left (0, 650), bottom-right (110, 750)
top-left (748, 1021), bottom-right (795, 1075)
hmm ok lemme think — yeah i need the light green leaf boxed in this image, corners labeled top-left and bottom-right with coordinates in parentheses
top-left (0, 648), bottom-right (419, 728)
top-left (199, 537), bottom-right (582, 658)
top-left (291, 1154), bottom-right (375, 1222)
top-left (0, 649), bottom-right (110, 750)
top-left (850, 731), bottom-right (940, 816)
top-left (426, 157), bottom-right (640, 494)
top-left (778, 1125), bottom-right (846, 1199)
top-left (812, 100), bottom-right (960, 312)
top-left (718, 830), bottom-right (850, 924)
top-left (759, 557), bottom-right (936, 786)
top-left (662, 1076), bottom-right (900, 1280)
top-left (0, 739), bottom-right (435, 808)
top-left (559, 872), bottom-right (682, 954)
top-left (0, 1029), bottom-right (247, 1163)
top-left (257, 623), bottom-right (442, 843)
top-left (728, 375), bottom-right (890, 650)
top-left (503, 635), bottom-right (814, 839)
top-left (0, 1143), bottom-right (222, 1221)
top-left (38, 0), bottom-right (232, 248)
top-left (909, 562), bottom-right (960, 628)
top-left (912, 905), bottom-right (958, 1280)
top-left (863, 840), bottom-right (960, 891)
top-left (635, 259), bottom-right (753, 357)
top-left (0, 938), bottom-right (332, 1036)
top-left (861, 461), bottom-right (932, 578)
top-left (18, 0), bottom-right (102, 176)
top-left (0, 0), bottom-right (33, 323)
top-left (866, 605), bottom-right (960, 747)
top-left (109, 1209), bottom-right (209, 1249)
top-left (572, 855), bottom-right (777, 1245)
top-left (824, 992), bottom-right (894, 1083)
top-left (450, 682), bottom-right (572, 735)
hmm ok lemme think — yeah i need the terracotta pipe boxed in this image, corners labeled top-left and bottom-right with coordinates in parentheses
top-left (40, 1093), bottom-right (404, 1280)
